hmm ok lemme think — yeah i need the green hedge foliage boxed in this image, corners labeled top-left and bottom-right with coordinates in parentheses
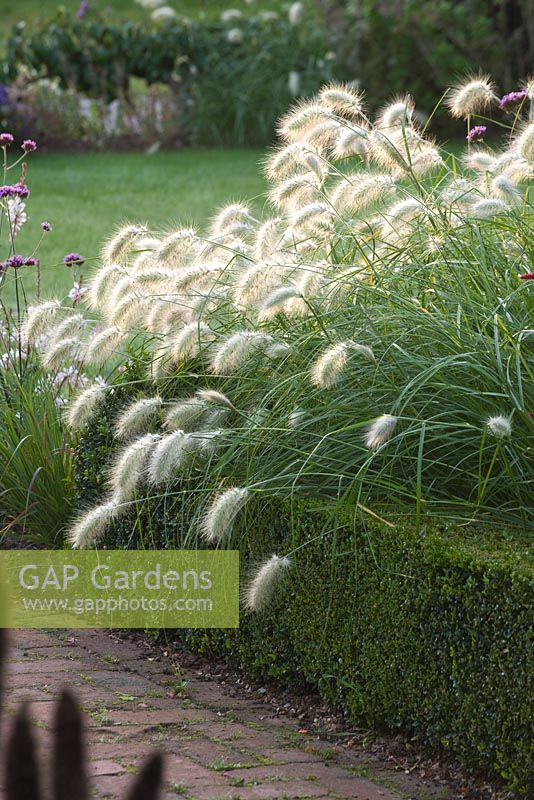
top-left (75, 392), bottom-right (534, 796)
top-left (5, 12), bottom-right (334, 146)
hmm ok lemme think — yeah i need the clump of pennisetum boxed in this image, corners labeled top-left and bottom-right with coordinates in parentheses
top-left (21, 74), bottom-right (532, 604)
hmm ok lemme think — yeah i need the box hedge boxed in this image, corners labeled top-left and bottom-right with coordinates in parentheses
top-left (75, 395), bottom-right (534, 795)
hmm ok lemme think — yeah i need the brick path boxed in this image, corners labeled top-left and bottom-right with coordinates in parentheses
top-left (0, 630), bottom-right (405, 800)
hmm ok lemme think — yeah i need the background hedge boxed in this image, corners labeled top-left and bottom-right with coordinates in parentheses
top-left (75, 388), bottom-right (534, 796)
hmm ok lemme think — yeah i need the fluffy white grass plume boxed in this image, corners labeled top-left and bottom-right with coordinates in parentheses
top-left (376, 97), bottom-right (414, 129)
top-left (364, 414), bottom-right (398, 448)
top-left (332, 126), bottom-right (369, 158)
top-left (311, 341), bottom-right (350, 389)
top-left (101, 224), bottom-right (148, 265)
top-left (233, 262), bottom-right (290, 310)
top-left (196, 389), bottom-right (235, 410)
top-left (66, 384), bottom-right (107, 430)
top-left (115, 396), bottom-right (163, 439)
top-left (257, 285), bottom-right (302, 321)
top-left (211, 203), bottom-right (254, 237)
top-left (172, 263), bottom-right (226, 292)
top-left (84, 326), bottom-right (125, 365)
top-left (383, 198), bottom-right (426, 225)
top-left (42, 336), bottom-right (82, 370)
top-left (21, 299), bottom-right (62, 343)
top-left (486, 415), bottom-right (512, 439)
top-left (157, 228), bottom-right (199, 265)
top-left (410, 146), bottom-right (444, 177)
top-left (165, 399), bottom-right (208, 431)
top-left (264, 144), bottom-right (324, 181)
top-left (110, 294), bottom-right (145, 329)
top-left (515, 123), bottom-right (534, 164)
top-left (268, 172), bottom-right (322, 209)
top-left (254, 218), bottom-right (284, 260)
top-left (469, 198), bottom-right (509, 218)
top-left (147, 430), bottom-right (200, 484)
top-left (330, 173), bottom-right (395, 213)
top-left (110, 433), bottom-right (160, 502)
top-left (490, 175), bottom-right (522, 205)
top-left (68, 500), bottom-right (119, 549)
top-left (290, 202), bottom-right (333, 230)
top-left (47, 313), bottom-right (87, 348)
top-left (369, 130), bottom-right (410, 173)
top-left (278, 101), bottom-right (329, 143)
top-left (319, 83), bottom-right (364, 118)
top-left (243, 555), bottom-right (291, 611)
top-left (499, 155), bottom-right (533, 182)
top-left (448, 75), bottom-right (496, 118)
top-left (464, 150), bottom-right (496, 172)
top-left (210, 331), bottom-right (274, 374)
top-left (201, 487), bottom-right (249, 543)
top-left (301, 119), bottom-right (342, 148)
top-left (86, 263), bottom-right (124, 310)
top-left (169, 321), bottom-right (214, 365)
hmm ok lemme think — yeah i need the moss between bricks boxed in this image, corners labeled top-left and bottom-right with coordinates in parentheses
top-left (75, 396), bottom-right (534, 796)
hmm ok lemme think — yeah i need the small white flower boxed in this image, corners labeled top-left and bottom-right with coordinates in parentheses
top-left (288, 71), bottom-right (301, 97)
top-left (288, 1), bottom-right (304, 25)
top-left (226, 27), bottom-right (243, 44)
top-left (486, 415), bottom-right (512, 439)
top-left (5, 197), bottom-right (27, 237)
top-left (68, 282), bottom-right (88, 304)
top-left (221, 8), bottom-right (242, 21)
top-left (364, 414), bottom-right (398, 448)
top-left (151, 5), bottom-right (176, 21)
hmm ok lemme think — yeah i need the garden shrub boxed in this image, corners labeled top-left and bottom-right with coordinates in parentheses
top-left (5, 6), bottom-right (335, 146)
top-left (25, 77), bottom-right (534, 789)
top-left (2, 72), bottom-right (187, 151)
top-left (74, 409), bottom-right (534, 795)
top-left (319, 0), bottom-right (533, 122)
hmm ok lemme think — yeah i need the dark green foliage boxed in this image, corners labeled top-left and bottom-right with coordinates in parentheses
top-left (5, 12), bottom-right (334, 146)
top-left (75, 398), bottom-right (533, 795)
top-left (320, 0), bottom-right (533, 123)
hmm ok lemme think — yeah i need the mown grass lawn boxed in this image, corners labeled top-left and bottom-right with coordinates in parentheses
top-left (1, 0), bottom-right (283, 38)
top-left (5, 149), bottom-right (266, 308)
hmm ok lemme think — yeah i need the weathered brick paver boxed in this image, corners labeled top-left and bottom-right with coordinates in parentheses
top-left (0, 630), bottom-right (403, 800)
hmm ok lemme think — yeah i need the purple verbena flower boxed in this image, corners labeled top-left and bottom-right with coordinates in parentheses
top-left (64, 252), bottom-right (85, 266)
top-left (6, 255), bottom-right (25, 269)
top-left (466, 125), bottom-right (487, 143)
top-left (0, 183), bottom-right (30, 199)
top-left (0, 133), bottom-right (14, 146)
top-left (23, 257), bottom-right (39, 267)
top-left (499, 90), bottom-right (528, 110)
top-left (77, 0), bottom-right (90, 17)
top-left (41, 221), bottom-right (52, 232)
top-left (21, 139), bottom-right (37, 153)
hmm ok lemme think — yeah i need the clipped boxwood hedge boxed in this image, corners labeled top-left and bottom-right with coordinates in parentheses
top-left (75, 397), bottom-right (534, 796)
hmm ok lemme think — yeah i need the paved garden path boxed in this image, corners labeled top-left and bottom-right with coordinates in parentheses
top-left (1, 629), bottom-right (407, 800)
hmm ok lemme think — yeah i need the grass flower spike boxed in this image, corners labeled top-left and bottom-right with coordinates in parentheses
top-left (243, 555), bottom-right (291, 611)
top-left (486, 416), bottom-right (512, 439)
top-left (68, 501), bottom-right (119, 549)
top-left (202, 487), bottom-right (249, 543)
top-left (66, 384), bottom-right (107, 430)
top-left (364, 414), bottom-right (398, 448)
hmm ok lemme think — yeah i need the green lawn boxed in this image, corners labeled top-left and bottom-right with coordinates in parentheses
top-left (2, 0), bottom-right (283, 38)
top-left (4, 149), bottom-right (266, 308)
